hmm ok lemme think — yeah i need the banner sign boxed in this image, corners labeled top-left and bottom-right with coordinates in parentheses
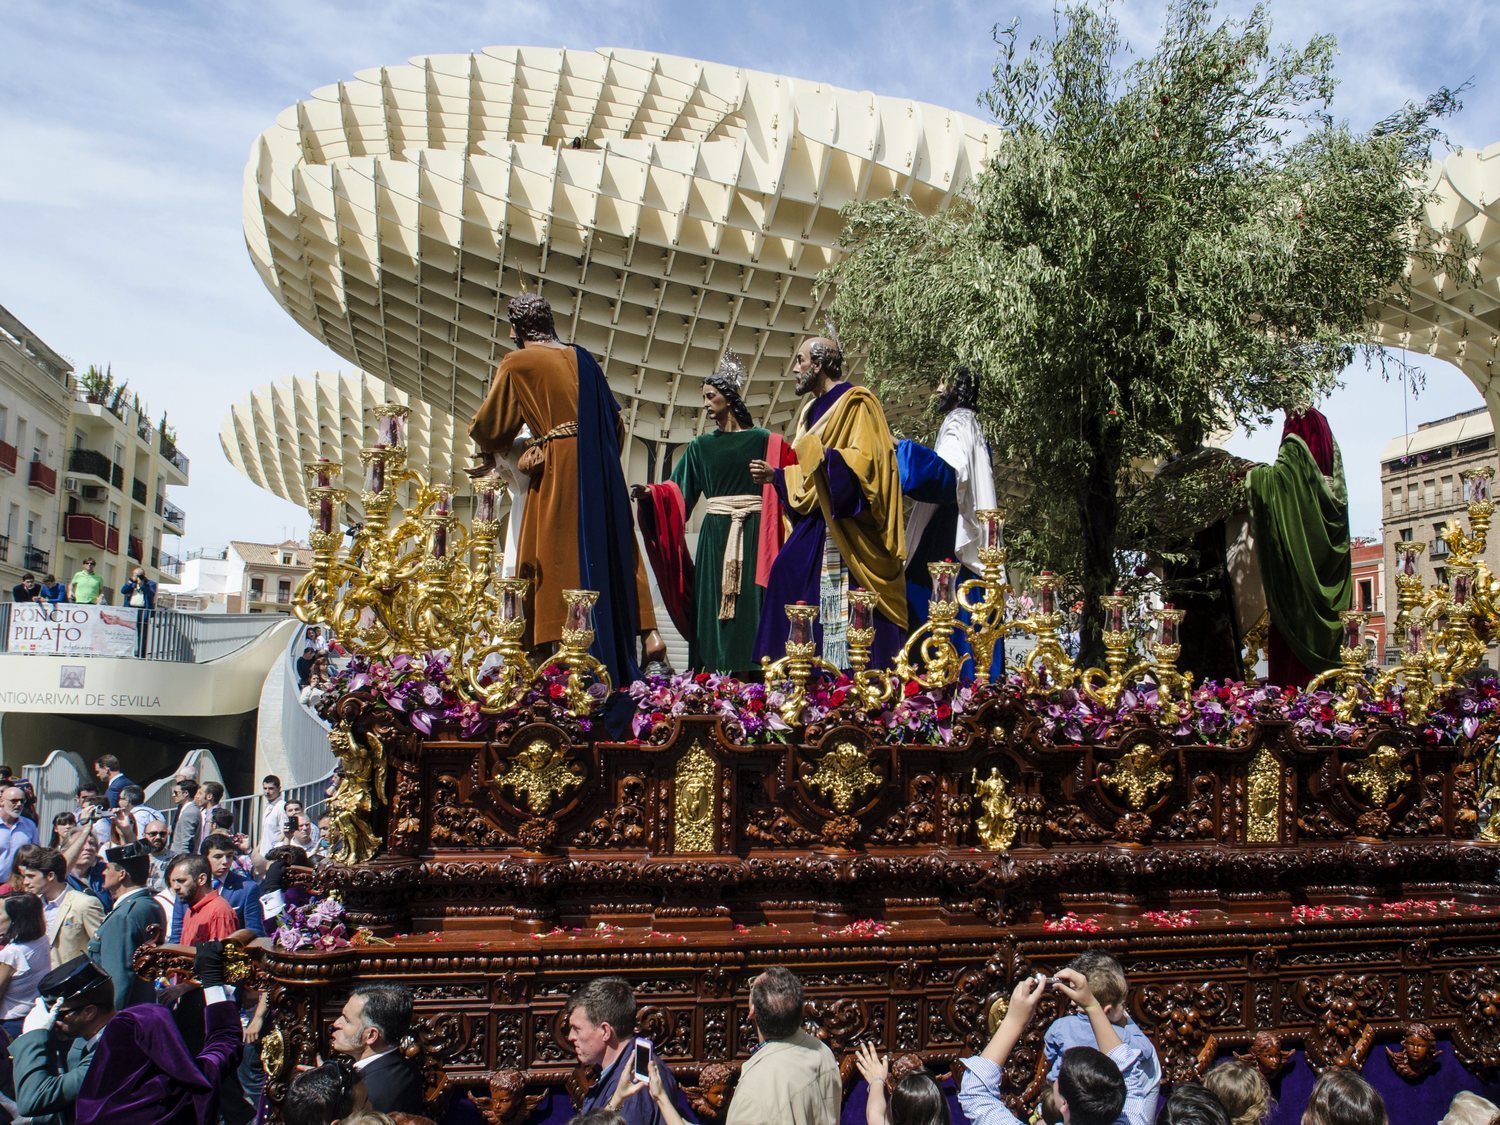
top-left (6, 603), bottom-right (140, 657)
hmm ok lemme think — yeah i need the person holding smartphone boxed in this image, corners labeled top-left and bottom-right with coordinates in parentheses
top-left (566, 978), bottom-right (689, 1124)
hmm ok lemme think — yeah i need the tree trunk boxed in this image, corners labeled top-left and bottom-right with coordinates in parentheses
top-left (1077, 448), bottom-right (1121, 670)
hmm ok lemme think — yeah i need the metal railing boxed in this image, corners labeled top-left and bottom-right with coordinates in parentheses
top-left (160, 435), bottom-right (189, 475)
top-left (132, 478), bottom-right (147, 505)
top-left (23, 544), bottom-right (48, 570)
top-left (0, 603), bottom-right (284, 662)
top-left (161, 499), bottom-right (186, 529)
top-left (159, 551), bottom-right (182, 577)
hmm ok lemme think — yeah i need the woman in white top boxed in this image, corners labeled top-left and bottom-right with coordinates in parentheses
top-left (0, 891), bottom-right (51, 1041)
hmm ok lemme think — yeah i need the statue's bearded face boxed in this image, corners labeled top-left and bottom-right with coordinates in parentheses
top-left (792, 342), bottom-right (818, 395)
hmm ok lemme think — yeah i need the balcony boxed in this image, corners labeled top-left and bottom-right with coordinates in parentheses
top-left (132, 478), bottom-right (147, 505)
top-left (64, 513), bottom-right (108, 548)
top-left (1430, 538), bottom-right (1451, 559)
top-left (28, 459), bottom-right (56, 494)
top-left (111, 463), bottom-right (123, 489)
top-left (158, 551), bottom-right (182, 578)
top-left (160, 500), bottom-right (186, 531)
top-left (22, 545), bottom-right (48, 571)
top-left (106, 526), bottom-right (119, 555)
top-left (0, 440), bottom-right (15, 474)
top-left (160, 435), bottom-right (189, 476)
top-left (128, 535), bottom-right (143, 561)
top-left (67, 446), bottom-right (113, 482)
top-left (136, 416), bottom-right (153, 443)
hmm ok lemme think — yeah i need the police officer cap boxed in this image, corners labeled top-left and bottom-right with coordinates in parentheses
top-left (102, 841), bottom-right (149, 864)
top-left (38, 955), bottom-right (113, 1005)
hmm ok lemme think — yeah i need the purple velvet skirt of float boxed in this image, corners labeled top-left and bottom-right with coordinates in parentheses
top-left (752, 444), bottom-right (904, 669)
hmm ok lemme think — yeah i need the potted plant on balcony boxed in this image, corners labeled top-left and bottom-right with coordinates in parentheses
top-left (80, 363), bottom-right (114, 405)
top-left (107, 379), bottom-right (130, 419)
top-left (159, 412), bottom-right (180, 461)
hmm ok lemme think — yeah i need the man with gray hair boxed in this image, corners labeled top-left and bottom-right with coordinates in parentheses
top-left (725, 965), bottom-right (840, 1125)
top-left (566, 976), bottom-right (689, 1124)
top-left (0, 785), bottom-right (39, 885)
top-left (750, 335), bottom-right (906, 669)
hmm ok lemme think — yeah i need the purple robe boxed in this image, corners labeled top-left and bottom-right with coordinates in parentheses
top-left (754, 383), bottom-right (906, 667)
top-left (75, 998), bottom-right (242, 1125)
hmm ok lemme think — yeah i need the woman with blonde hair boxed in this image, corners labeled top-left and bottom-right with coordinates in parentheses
top-left (1204, 1060), bottom-right (1273, 1125)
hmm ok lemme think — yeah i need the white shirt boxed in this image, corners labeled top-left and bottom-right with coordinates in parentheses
top-left (260, 797), bottom-right (286, 853)
top-left (0, 937), bottom-right (51, 1019)
top-left (354, 1047), bottom-right (398, 1072)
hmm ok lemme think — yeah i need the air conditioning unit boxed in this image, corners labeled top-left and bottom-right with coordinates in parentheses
top-left (64, 476), bottom-right (81, 494)
top-left (81, 485), bottom-right (106, 501)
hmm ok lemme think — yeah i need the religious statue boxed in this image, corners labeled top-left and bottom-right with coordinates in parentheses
top-left (750, 336), bottom-right (906, 668)
top-left (972, 766), bottom-right (1017, 850)
top-left (900, 367), bottom-right (1001, 674)
top-left (1245, 407), bottom-right (1352, 686)
top-left (468, 292), bottom-right (666, 683)
top-left (327, 721), bottom-right (387, 864)
top-left (634, 353), bottom-right (790, 674)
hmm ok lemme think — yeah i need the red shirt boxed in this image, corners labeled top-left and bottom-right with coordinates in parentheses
top-left (180, 887), bottom-right (239, 945)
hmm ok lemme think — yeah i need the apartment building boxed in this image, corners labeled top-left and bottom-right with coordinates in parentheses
top-left (229, 540), bottom-right (312, 614)
top-left (1379, 406), bottom-right (1499, 667)
top-left (0, 305), bottom-right (74, 592)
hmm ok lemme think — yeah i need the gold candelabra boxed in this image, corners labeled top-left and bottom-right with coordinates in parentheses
top-left (1149, 605), bottom-right (1192, 724)
top-left (1306, 611), bottom-right (1371, 722)
top-left (1079, 590), bottom-right (1154, 708)
top-left (956, 509), bottom-right (1011, 678)
top-left (293, 403), bottom-right (606, 718)
top-left (896, 562), bottom-right (967, 688)
top-left (846, 589), bottom-right (896, 710)
top-left (553, 590), bottom-right (612, 716)
top-left (761, 604), bottom-right (841, 725)
top-left (1017, 571), bottom-right (1081, 690)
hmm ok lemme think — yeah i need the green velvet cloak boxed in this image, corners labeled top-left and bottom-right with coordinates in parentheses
top-left (1246, 435), bottom-right (1352, 674)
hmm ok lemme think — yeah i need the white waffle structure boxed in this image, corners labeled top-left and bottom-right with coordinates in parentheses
top-left (244, 45), bottom-right (1003, 467)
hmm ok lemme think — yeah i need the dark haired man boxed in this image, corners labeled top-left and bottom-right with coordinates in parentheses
top-left (88, 842), bottom-right (164, 1009)
top-left (11, 572), bottom-right (40, 602)
top-left (91, 755), bottom-right (132, 812)
top-left (726, 966), bottom-right (839, 1125)
top-left (169, 853), bottom-right (237, 945)
top-left (14, 843), bottom-right (104, 965)
top-left (168, 834), bottom-right (263, 940)
top-left (169, 778), bottom-right (201, 857)
top-left (960, 974), bottom-right (1129, 1125)
top-left (330, 982), bottom-right (423, 1114)
top-left (566, 976), bottom-right (688, 1124)
top-left (751, 335), bottom-right (906, 669)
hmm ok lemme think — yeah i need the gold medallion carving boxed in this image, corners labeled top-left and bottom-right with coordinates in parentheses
top-left (1101, 743), bottom-right (1173, 810)
top-left (260, 1025), bottom-right (286, 1079)
top-left (496, 740), bottom-right (583, 814)
top-left (1246, 744), bottom-right (1280, 844)
top-left (807, 742), bottom-right (881, 813)
top-left (972, 767), bottom-right (1017, 850)
top-left (674, 744), bottom-right (717, 853)
top-left (1349, 745), bottom-right (1408, 806)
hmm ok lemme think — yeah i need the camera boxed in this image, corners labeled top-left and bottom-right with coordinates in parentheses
top-left (286, 815), bottom-right (300, 831)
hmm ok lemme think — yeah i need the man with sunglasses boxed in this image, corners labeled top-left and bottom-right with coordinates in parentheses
top-left (8, 955), bottom-right (115, 1125)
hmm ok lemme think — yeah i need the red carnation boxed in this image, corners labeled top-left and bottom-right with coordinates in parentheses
top-left (548, 683), bottom-right (566, 700)
top-left (903, 680), bottom-right (920, 698)
top-left (936, 703), bottom-right (952, 720)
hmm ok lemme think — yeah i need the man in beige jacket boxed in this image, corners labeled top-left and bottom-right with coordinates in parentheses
top-left (725, 966), bottom-right (841, 1125)
top-left (13, 844), bottom-right (104, 966)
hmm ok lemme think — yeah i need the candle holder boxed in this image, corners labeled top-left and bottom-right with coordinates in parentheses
top-left (845, 589), bottom-right (895, 711)
top-left (1150, 605), bottom-right (1192, 724)
top-left (896, 561), bottom-right (965, 688)
top-left (554, 589), bottom-right (611, 717)
top-left (956, 509), bottom-right (1009, 681)
top-left (1015, 571), bottom-right (1080, 690)
top-left (761, 604), bottom-right (840, 726)
top-left (1463, 467), bottom-right (1494, 550)
top-left (1080, 591), bottom-right (1153, 708)
top-left (468, 577), bottom-right (534, 711)
top-left (1307, 611), bottom-right (1372, 722)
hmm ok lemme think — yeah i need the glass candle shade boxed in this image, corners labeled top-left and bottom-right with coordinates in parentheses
top-left (365, 455), bottom-right (386, 495)
top-left (1466, 470), bottom-right (1492, 503)
top-left (930, 562), bottom-right (957, 605)
top-left (788, 603), bottom-right (814, 646)
top-left (1397, 546), bottom-right (1420, 577)
top-left (314, 458), bottom-right (332, 489)
top-left (474, 483), bottom-right (497, 523)
top-left (433, 489), bottom-right (452, 517)
top-left (375, 408), bottom-right (407, 449)
top-left (1038, 573), bottom-right (1056, 615)
top-left (499, 581), bottom-right (522, 623)
top-left (1105, 592), bottom-right (1127, 634)
top-left (1406, 620), bottom-right (1426, 655)
top-left (978, 510), bottom-right (1005, 551)
top-left (1342, 613), bottom-right (1365, 651)
top-left (1452, 568), bottom-right (1474, 606)
top-left (317, 494), bottom-right (334, 535)
top-left (565, 593), bottom-right (595, 634)
top-left (431, 524), bottom-right (448, 559)
top-left (849, 589), bottom-right (873, 633)
top-left (1157, 605), bottom-right (1180, 648)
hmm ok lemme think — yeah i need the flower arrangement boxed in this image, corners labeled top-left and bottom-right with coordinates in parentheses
top-left (627, 670), bottom-right (976, 745)
top-left (331, 653), bottom-right (488, 737)
top-left (272, 892), bottom-right (384, 952)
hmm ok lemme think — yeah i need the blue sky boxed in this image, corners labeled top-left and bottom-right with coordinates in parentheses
top-left (3, 0), bottom-right (1497, 551)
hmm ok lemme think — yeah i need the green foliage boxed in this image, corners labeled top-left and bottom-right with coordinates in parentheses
top-left (825, 0), bottom-right (1469, 662)
top-left (79, 363), bottom-right (114, 403)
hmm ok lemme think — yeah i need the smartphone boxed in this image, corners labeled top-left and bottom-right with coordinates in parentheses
top-left (287, 816), bottom-right (300, 831)
top-left (634, 1039), bottom-right (651, 1083)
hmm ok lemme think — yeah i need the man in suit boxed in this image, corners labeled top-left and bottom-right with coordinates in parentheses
top-left (87, 843), bottom-right (164, 1010)
top-left (330, 982), bottom-right (424, 1114)
top-left (13, 845), bottom-right (104, 967)
top-left (8, 955), bottom-right (116, 1124)
top-left (168, 778), bottom-right (201, 858)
